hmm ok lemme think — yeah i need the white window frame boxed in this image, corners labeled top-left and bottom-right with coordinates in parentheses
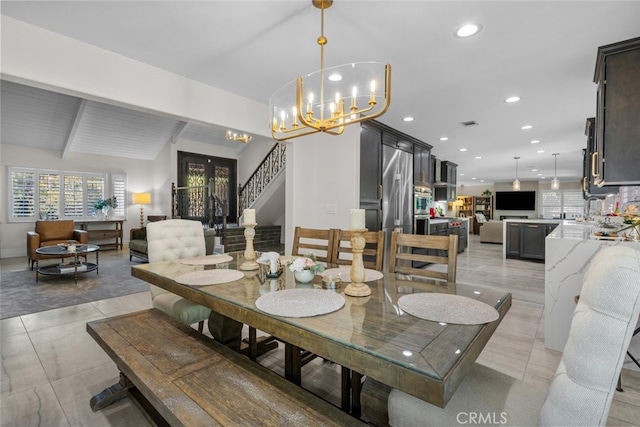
top-left (541, 189), bottom-right (584, 220)
top-left (8, 167), bottom-right (127, 223)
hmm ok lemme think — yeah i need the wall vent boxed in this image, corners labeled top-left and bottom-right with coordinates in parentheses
top-left (461, 120), bottom-right (479, 127)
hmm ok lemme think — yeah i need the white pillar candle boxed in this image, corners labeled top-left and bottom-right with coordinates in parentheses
top-left (350, 209), bottom-right (366, 229)
top-left (244, 209), bottom-right (256, 224)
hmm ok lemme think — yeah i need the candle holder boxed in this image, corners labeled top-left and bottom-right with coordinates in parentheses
top-left (240, 222), bottom-right (259, 271)
top-left (344, 228), bottom-right (372, 297)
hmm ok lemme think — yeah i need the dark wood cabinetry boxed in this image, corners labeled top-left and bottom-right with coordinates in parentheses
top-left (414, 143), bottom-right (432, 186)
top-left (591, 37), bottom-right (640, 188)
top-left (506, 222), bottom-right (558, 261)
top-left (433, 160), bottom-right (457, 201)
top-left (582, 118), bottom-right (611, 197)
top-left (359, 121), bottom-right (432, 231)
top-left (76, 220), bottom-right (123, 250)
top-left (360, 123), bottom-right (383, 231)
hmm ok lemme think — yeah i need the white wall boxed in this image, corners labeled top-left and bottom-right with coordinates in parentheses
top-left (284, 126), bottom-right (360, 253)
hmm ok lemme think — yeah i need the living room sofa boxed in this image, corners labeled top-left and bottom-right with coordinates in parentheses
top-left (479, 220), bottom-right (503, 244)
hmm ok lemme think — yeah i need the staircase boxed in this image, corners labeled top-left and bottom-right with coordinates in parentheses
top-left (224, 225), bottom-right (283, 253)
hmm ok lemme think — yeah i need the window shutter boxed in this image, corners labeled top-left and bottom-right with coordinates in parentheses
top-left (111, 174), bottom-right (126, 218)
top-left (10, 169), bottom-right (36, 219)
top-left (63, 174), bottom-right (84, 218)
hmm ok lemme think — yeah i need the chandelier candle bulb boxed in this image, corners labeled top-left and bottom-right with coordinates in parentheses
top-left (350, 209), bottom-right (366, 230)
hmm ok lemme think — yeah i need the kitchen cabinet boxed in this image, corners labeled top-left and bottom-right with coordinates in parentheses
top-left (582, 118), bottom-right (611, 197)
top-left (414, 143), bottom-right (431, 186)
top-left (442, 161), bottom-right (457, 186)
top-left (360, 123), bottom-right (383, 231)
top-left (592, 37), bottom-right (640, 188)
top-left (506, 222), bottom-right (558, 261)
top-left (434, 186), bottom-right (456, 202)
top-left (448, 221), bottom-right (467, 254)
top-left (359, 121), bottom-right (432, 232)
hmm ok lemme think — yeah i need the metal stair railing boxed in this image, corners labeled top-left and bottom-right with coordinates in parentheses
top-left (238, 142), bottom-right (286, 221)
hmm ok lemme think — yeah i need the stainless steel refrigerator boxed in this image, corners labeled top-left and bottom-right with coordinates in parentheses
top-left (382, 144), bottom-right (413, 269)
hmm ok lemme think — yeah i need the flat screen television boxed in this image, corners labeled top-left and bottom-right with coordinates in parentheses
top-left (495, 191), bottom-right (536, 210)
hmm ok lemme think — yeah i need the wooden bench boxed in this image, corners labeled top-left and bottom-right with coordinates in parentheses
top-left (87, 308), bottom-right (364, 427)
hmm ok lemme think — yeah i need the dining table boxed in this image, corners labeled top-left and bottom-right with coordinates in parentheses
top-left (131, 252), bottom-right (511, 418)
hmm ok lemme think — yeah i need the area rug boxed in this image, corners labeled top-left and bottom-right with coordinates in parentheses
top-left (0, 255), bottom-right (150, 319)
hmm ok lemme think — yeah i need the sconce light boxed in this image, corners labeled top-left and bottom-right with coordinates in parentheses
top-left (132, 193), bottom-right (151, 228)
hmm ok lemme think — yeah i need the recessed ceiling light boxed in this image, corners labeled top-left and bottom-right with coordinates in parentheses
top-left (455, 24), bottom-right (482, 38)
top-left (531, 168), bottom-right (538, 172)
top-left (472, 177), bottom-right (477, 180)
top-left (504, 96), bottom-right (521, 103)
top-left (530, 140), bottom-right (540, 144)
top-left (328, 73), bottom-right (342, 82)
top-left (480, 180), bottom-right (485, 182)
top-left (459, 173), bottom-right (465, 176)
top-left (403, 116), bottom-right (414, 122)
top-left (440, 137), bottom-right (448, 141)
top-left (521, 125), bottom-right (533, 130)
top-left (537, 173), bottom-right (543, 176)
top-left (537, 150), bottom-right (545, 153)
top-left (475, 156), bottom-right (482, 159)
top-left (459, 148), bottom-right (467, 152)
top-left (541, 176), bottom-right (546, 179)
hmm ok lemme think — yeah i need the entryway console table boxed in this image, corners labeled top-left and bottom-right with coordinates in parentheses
top-left (76, 220), bottom-right (123, 250)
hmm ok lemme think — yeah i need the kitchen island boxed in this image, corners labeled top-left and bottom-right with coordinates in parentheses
top-left (544, 221), bottom-right (640, 369)
top-left (501, 219), bottom-right (561, 260)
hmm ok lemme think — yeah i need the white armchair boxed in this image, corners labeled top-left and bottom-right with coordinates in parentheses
top-left (366, 246), bottom-right (640, 426)
top-left (146, 219), bottom-right (211, 331)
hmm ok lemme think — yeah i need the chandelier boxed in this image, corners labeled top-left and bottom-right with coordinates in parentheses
top-left (269, 0), bottom-right (391, 142)
top-left (513, 157), bottom-right (521, 191)
top-left (551, 153), bottom-right (560, 190)
top-left (226, 130), bottom-right (252, 144)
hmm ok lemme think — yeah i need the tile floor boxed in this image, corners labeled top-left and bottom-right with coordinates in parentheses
top-left (1, 236), bottom-right (639, 426)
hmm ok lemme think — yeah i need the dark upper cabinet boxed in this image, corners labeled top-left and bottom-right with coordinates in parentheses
top-left (414, 143), bottom-right (431, 186)
top-left (433, 159), bottom-right (457, 201)
top-left (592, 37), bottom-right (640, 187)
top-left (360, 123), bottom-right (382, 231)
top-left (360, 123), bottom-right (382, 205)
top-left (443, 161), bottom-right (458, 186)
top-left (582, 118), bottom-right (611, 197)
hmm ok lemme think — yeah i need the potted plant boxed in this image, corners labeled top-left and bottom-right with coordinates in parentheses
top-left (93, 197), bottom-right (118, 219)
top-left (287, 253), bottom-right (326, 283)
top-left (482, 189), bottom-right (492, 197)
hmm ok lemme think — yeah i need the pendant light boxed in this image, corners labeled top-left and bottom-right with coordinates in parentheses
top-left (512, 157), bottom-right (521, 191)
top-left (551, 153), bottom-right (560, 190)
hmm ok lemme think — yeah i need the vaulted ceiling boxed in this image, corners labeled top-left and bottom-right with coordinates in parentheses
top-left (1, 1), bottom-right (639, 185)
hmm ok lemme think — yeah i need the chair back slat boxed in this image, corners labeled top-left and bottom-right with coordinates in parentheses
top-left (388, 231), bottom-right (458, 284)
top-left (332, 229), bottom-right (385, 271)
top-left (291, 226), bottom-right (335, 263)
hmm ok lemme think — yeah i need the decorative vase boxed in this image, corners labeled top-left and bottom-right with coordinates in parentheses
top-left (294, 269), bottom-right (314, 284)
top-left (102, 206), bottom-right (111, 220)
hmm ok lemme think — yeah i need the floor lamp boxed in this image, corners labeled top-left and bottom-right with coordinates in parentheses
top-left (133, 193), bottom-right (151, 229)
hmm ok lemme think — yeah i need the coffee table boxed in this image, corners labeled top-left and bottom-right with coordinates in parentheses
top-left (35, 244), bottom-right (100, 284)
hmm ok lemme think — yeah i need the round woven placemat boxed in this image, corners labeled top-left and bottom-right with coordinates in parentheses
top-left (174, 269), bottom-right (244, 286)
top-left (322, 267), bottom-right (383, 283)
top-left (179, 254), bottom-right (233, 266)
top-left (398, 293), bottom-right (499, 325)
top-left (255, 289), bottom-right (345, 318)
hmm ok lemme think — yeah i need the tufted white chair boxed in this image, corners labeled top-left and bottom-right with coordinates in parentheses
top-left (380, 246), bottom-right (640, 426)
top-left (146, 219), bottom-right (211, 331)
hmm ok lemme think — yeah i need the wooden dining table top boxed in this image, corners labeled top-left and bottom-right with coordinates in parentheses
top-left (132, 253), bottom-right (511, 408)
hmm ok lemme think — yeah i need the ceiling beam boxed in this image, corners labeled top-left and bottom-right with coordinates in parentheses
top-left (169, 121), bottom-right (189, 144)
top-left (62, 98), bottom-right (87, 159)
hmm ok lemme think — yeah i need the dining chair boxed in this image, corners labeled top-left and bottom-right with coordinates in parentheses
top-left (363, 246), bottom-right (640, 427)
top-left (331, 229), bottom-right (385, 271)
top-left (388, 231), bottom-right (458, 284)
top-left (291, 226), bottom-right (335, 263)
top-left (146, 219), bottom-right (211, 333)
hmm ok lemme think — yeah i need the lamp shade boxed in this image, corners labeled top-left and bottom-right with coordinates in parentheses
top-left (133, 193), bottom-right (151, 205)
